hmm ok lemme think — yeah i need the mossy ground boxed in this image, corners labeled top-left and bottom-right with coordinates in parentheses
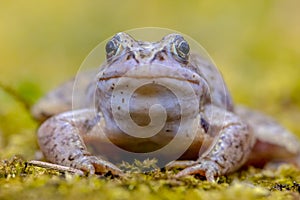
top-left (1, 156), bottom-right (300, 200)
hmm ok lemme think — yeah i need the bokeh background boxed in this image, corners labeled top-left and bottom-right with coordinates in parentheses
top-left (0, 0), bottom-right (300, 159)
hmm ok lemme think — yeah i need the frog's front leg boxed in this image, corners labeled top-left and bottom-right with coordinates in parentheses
top-left (173, 105), bottom-right (255, 181)
top-left (37, 109), bottom-right (123, 176)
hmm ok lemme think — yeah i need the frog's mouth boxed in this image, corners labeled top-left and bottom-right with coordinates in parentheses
top-left (99, 75), bottom-right (199, 85)
top-left (98, 63), bottom-right (202, 86)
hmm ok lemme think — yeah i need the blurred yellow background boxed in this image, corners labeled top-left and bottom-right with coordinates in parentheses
top-left (0, 0), bottom-right (300, 156)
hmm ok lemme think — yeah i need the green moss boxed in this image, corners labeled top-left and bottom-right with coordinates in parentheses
top-left (0, 156), bottom-right (300, 200)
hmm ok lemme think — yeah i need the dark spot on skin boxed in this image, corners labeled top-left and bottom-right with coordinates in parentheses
top-left (201, 117), bottom-right (210, 133)
top-left (216, 155), bottom-right (227, 168)
top-left (84, 119), bottom-right (89, 125)
top-left (62, 158), bottom-right (65, 162)
top-left (117, 106), bottom-right (121, 110)
top-left (80, 146), bottom-right (85, 150)
top-left (139, 53), bottom-right (146, 59)
top-left (158, 54), bottom-right (164, 61)
top-left (43, 139), bottom-right (51, 146)
top-left (68, 155), bottom-right (75, 161)
top-left (126, 55), bottom-right (131, 60)
top-left (61, 124), bottom-right (69, 131)
top-left (40, 111), bottom-right (50, 119)
top-left (82, 115), bottom-right (101, 133)
top-left (120, 91), bottom-right (123, 94)
top-left (122, 98), bottom-right (125, 103)
top-left (229, 160), bottom-right (236, 167)
top-left (219, 134), bottom-right (226, 140)
top-left (111, 86), bottom-right (114, 90)
top-left (166, 129), bottom-right (171, 132)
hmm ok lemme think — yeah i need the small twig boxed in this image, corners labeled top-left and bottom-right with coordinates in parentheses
top-left (27, 160), bottom-right (85, 176)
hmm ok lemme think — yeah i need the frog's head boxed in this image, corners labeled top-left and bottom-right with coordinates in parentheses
top-left (100, 32), bottom-right (201, 74)
top-left (96, 32), bottom-right (209, 152)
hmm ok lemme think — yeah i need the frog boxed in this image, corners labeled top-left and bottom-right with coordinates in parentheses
top-left (31, 32), bottom-right (300, 182)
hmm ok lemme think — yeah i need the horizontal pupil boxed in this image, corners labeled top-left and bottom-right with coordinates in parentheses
top-left (179, 42), bottom-right (189, 54)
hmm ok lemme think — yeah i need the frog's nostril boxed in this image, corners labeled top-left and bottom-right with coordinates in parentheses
top-left (152, 51), bottom-right (166, 62)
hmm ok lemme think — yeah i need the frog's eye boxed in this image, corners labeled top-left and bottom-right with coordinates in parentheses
top-left (105, 35), bottom-right (121, 59)
top-left (173, 36), bottom-right (190, 61)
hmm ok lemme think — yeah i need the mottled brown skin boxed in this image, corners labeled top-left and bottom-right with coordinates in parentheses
top-left (32, 32), bottom-right (300, 181)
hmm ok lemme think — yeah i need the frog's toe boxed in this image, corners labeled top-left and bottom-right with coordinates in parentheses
top-left (174, 159), bottom-right (221, 182)
top-left (77, 156), bottom-right (123, 176)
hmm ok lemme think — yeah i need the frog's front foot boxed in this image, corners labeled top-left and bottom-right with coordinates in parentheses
top-left (167, 106), bottom-right (254, 182)
top-left (73, 155), bottom-right (123, 176)
top-left (174, 160), bottom-right (219, 182)
top-left (166, 160), bottom-right (220, 182)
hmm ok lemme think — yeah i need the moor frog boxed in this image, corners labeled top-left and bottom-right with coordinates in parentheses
top-left (31, 32), bottom-right (300, 181)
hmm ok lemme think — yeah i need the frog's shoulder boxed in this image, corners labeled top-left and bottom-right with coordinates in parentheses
top-left (189, 53), bottom-right (234, 111)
